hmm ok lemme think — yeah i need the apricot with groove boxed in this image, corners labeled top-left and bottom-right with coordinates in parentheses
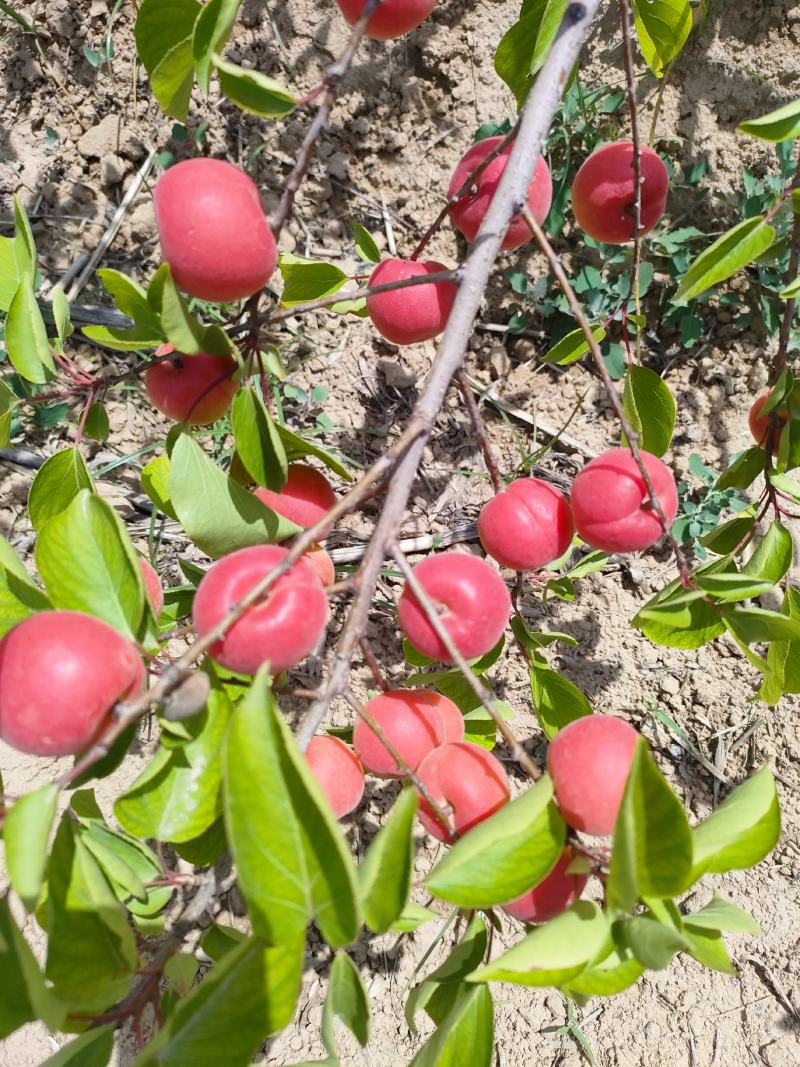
top-left (145, 344), bottom-right (238, 426)
top-left (305, 735), bottom-right (365, 818)
top-left (415, 740), bottom-right (509, 842)
top-left (336, 0), bottom-right (437, 40)
top-left (253, 464), bottom-right (337, 534)
top-left (353, 689), bottom-right (456, 778)
top-left (478, 477), bottom-right (574, 571)
top-left (366, 258), bottom-right (457, 345)
top-left (571, 141), bottom-right (669, 244)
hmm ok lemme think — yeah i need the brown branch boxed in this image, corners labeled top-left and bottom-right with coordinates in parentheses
top-left (521, 204), bottom-right (693, 586)
top-left (390, 544), bottom-right (541, 781)
top-left (269, 0), bottom-right (382, 241)
top-left (618, 0), bottom-right (643, 353)
top-left (456, 368), bottom-right (504, 493)
top-left (773, 154), bottom-right (800, 383)
top-left (295, 0), bottom-right (603, 751)
top-left (359, 636), bottom-right (390, 691)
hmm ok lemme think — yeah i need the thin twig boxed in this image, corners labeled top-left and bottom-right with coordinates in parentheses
top-left (456, 368), bottom-right (504, 493)
top-left (773, 154), bottom-right (800, 383)
top-left (618, 0), bottom-right (643, 354)
top-left (520, 204), bottom-right (693, 586)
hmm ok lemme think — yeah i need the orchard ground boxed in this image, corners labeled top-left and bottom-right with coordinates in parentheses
top-left (1, 1), bottom-right (800, 1065)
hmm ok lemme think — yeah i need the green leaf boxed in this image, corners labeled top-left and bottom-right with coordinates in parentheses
top-left (563, 942), bottom-right (644, 998)
top-left (169, 434), bottom-right (299, 557)
top-left (142, 453), bottom-right (178, 521)
top-left (759, 587), bottom-right (800, 704)
top-left (540, 324), bottom-right (606, 366)
top-left (81, 323), bottom-right (165, 351)
top-left (699, 514), bottom-right (756, 555)
top-left (212, 54), bottom-right (296, 117)
top-left (134, 935), bottom-right (303, 1067)
top-left (39, 1026), bottom-right (116, 1067)
top-left (426, 778), bottom-right (565, 907)
top-left (276, 422), bottom-right (353, 480)
top-left (278, 253), bottom-right (348, 308)
top-left (352, 221), bottom-right (381, 264)
top-left (223, 670), bottom-right (360, 947)
top-left (83, 402), bottom-right (110, 442)
top-left (46, 815), bottom-right (138, 1003)
top-left (631, 0), bottom-right (692, 78)
top-left (28, 447), bottom-right (94, 531)
top-left (722, 605), bottom-right (800, 644)
top-left (0, 533), bottom-right (50, 637)
top-left (359, 787), bottom-right (418, 933)
top-left (36, 490), bottom-right (146, 640)
top-left (468, 901), bottom-right (609, 987)
top-left (674, 217), bottom-right (776, 304)
top-left (409, 985), bottom-right (494, 1067)
top-left (684, 892), bottom-right (763, 936)
top-left (529, 660), bottom-right (592, 739)
top-left (0, 235), bottom-right (21, 311)
top-left (4, 784), bottom-right (58, 911)
top-left (407, 915), bottom-right (487, 1030)
top-left (97, 268), bottom-right (163, 334)
top-left (193, 0), bottom-right (243, 92)
top-left (51, 289), bottom-right (72, 345)
top-left (779, 274), bottom-right (800, 299)
top-left (80, 825), bottom-right (149, 904)
top-left (741, 519), bottom-right (793, 584)
top-left (607, 741), bottom-right (693, 912)
top-left (691, 765), bottom-right (781, 878)
top-left (694, 573), bottom-right (774, 602)
top-left (494, 0), bottom-right (570, 106)
top-left (681, 924), bottom-right (735, 974)
top-left (739, 97), bottom-right (800, 142)
top-left (0, 897), bottom-right (65, 1038)
top-left (391, 903), bottom-right (438, 932)
top-left (135, 0), bottom-right (201, 121)
top-left (321, 952), bottom-right (370, 1058)
top-left (623, 914), bottom-right (687, 970)
top-left (200, 923), bottom-right (247, 962)
top-left (116, 667), bottom-right (232, 842)
top-left (622, 365), bottom-right (676, 457)
top-left (633, 595), bottom-right (725, 649)
top-left (231, 388), bottom-right (288, 491)
top-left (715, 446), bottom-right (765, 490)
top-left (160, 269), bottom-right (208, 353)
top-left (12, 195), bottom-right (35, 278)
top-left (6, 277), bottom-right (56, 383)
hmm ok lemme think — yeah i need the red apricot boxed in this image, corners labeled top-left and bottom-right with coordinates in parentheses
top-left (154, 158), bottom-right (277, 302)
top-left (0, 611), bottom-right (144, 756)
top-left (415, 740), bottom-right (510, 842)
top-left (547, 715), bottom-right (639, 835)
top-left (448, 136), bottom-right (553, 251)
top-left (305, 544), bottom-right (336, 588)
top-left (336, 0), bottom-right (437, 40)
top-left (427, 690), bottom-right (465, 743)
top-left (571, 141), bottom-right (669, 244)
top-left (748, 390), bottom-right (789, 454)
top-left (146, 344), bottom-right (238, 426)
top-left (502, 847), bottom-right (588, 924)
top-left (366, 258), bottom-right (457, 345)
top-left (253, 464), bottom-right (337, 534)
top-left (140, 558), bottom-right (164, 616)
top-left (478, 478), bottom-right (574, 571)
top-left (570, 448), bottom-right (678, 553)
top-left (398, 552), bottom-right (511, 662)
top-left (353, 689), bottom-right (445, 778)
top-left (305, 735), bottom-right (365, 819)
top-left (192, 545), bottom-right (328, 676)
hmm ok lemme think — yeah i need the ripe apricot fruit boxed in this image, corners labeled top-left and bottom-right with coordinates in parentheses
top-left (366, 258), bottom-right (458, 345)
top-left (571, 141), bottom-right (669, 244)
top-left (193, 545), bottom-right (328, 676)
top-left (304, 544), bottom-right (336, 587)
top-left (353, 688), bottom-right (463, 777)
top-left (415, 740), bottom-right (509, 842)
top-left (448, 136), bottom-right (553, 251)
top-left (478, 477), bottom-right (574, 571)
top-left (570, 448), bottom-right (678, 553)
top-left (749, 390), bottom-right (790, 453)
top-left (0, 610), bottom-right (144, 756)
top-left (145, 344), bottom-right (238, 426)
top-left (502, 847), bottom-right (588, 924)
top-left (336, 0), bottom-right (437, 40)
top-left (547, 715), bottom-right (639, 835)
top-left (253, 464), bottom-right (337, 534)
top-left (306, 735), bottom-right (365, 818)
top-left (140, 558), bottom-right (164, 616)
top-left (154, 158), bottom-right (277, 302)
top-left (398, 552), bottom-right (510, 662)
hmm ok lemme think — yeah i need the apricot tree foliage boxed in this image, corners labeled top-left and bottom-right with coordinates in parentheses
top-left (0, 1), bottom-right (797, 1064)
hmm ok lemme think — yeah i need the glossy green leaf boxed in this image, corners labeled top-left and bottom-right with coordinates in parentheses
top-left (212, 54), bottom-right (296, 117)
top-left (193, 0), bottom-right (243, 91)
top-left (681, 925), bottom-right (735, 974)
top-left (276, 422), bottom-right (352, 480)
top-left (391, 903), bottom-right (438, 932)
top-left (97, 268), bottom-right (163, 334)
top-left (633, 595), bottom-right (725, 649)
top-left (160, 269), bottom-right (208, 353)
top-left (409, 985), bottom-right (494, 1067)
top-left (741, 519), bottom-right (793, 584)
top-left (231, 388), bottom-right (288, 491)
top-left (352, 221), bottom-right (381, 264)
top-left (134, 935), bottom-right (303, 1067)
top-left (607, 741), bottom-right (693, 912)
top-left (694, 573), bottom-right (774, 602)
top-left (622, 365), bottom-right (676, 457)
top-left (779, 274), bottom-right (800, 299)
top-left (674, 217), bottom-right (776, 304)
top-left (116, 668), bottom-right (231, 843)
top-left (699, 514), bottom-right (756, 555)
top-left (0, 533), bottom-right (50, 636)
top-left (739, 97), bottom-right (800, 142)
top-left (722, 605), bottom-right (800, 644)
top-left (563, 942), bottom-right (644, 998)
top-left (135, 0), bottom-right (201, 121)
top-left (759, 587), bottom-right (800, 704)
top-left (4, 784), bottom-right (57, 911)
top-left (169, 434), bottom-right (299, 557)
top-left (36, 490), bottom-right (146, 639)
top-left (623, 914), bottom-right (687, 970)
top-left (12, 195), bottom-right (35, 278)
top-left (6, 276), bottom-right (55, 383)
top-left (540, 324), bottom-right (606, 366)
top-left (407, 915), bottom-right (487, 1030)
top-left (716, 447), bottom-right (766, 491)
top-left (28, 447), bottom-right (94, 530)
top-left (684, 892), bottom-right (762, 936)
top-left (81, 323), bottom-right (165, 351)
top-left (173, 817), bottom-right (227, 867)
top-left (529, 660), bottom-right (592, 739)
top-left (426, 777), bottom-right (565, 907)
top-left (691, 765), bottom-right (781, 878)
top-left (51, 289), bottom-right (72, 345)
top-left (200, 923), bottom-right (247, 963)
top-left (46, 815), bottom-right (138, 1003)
top-left (0, 897), bottom-right (64, 1038)
top-left (495, 0), bottom-right (569, 105)
top-left (80, 826), bottom-right (149, 904)
top-left (359, 787), bottom-right (418, 933)
top-left (39, 1026), bottom-right (115, 1066)
top-left (468, 901), bottom-right (609, 987)
top-left (279, 253), bottom-right (348, 308)
top-left (631, 0), bottom-right (692, 77)
top-left (321, 952), bottom-right (370, 1058)
top-left (0, 235), bottom-right (20, 311)
top-left (83, 402), bottom-right (110, 442)
top-left (141, 453), bottom-right (178, 520)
